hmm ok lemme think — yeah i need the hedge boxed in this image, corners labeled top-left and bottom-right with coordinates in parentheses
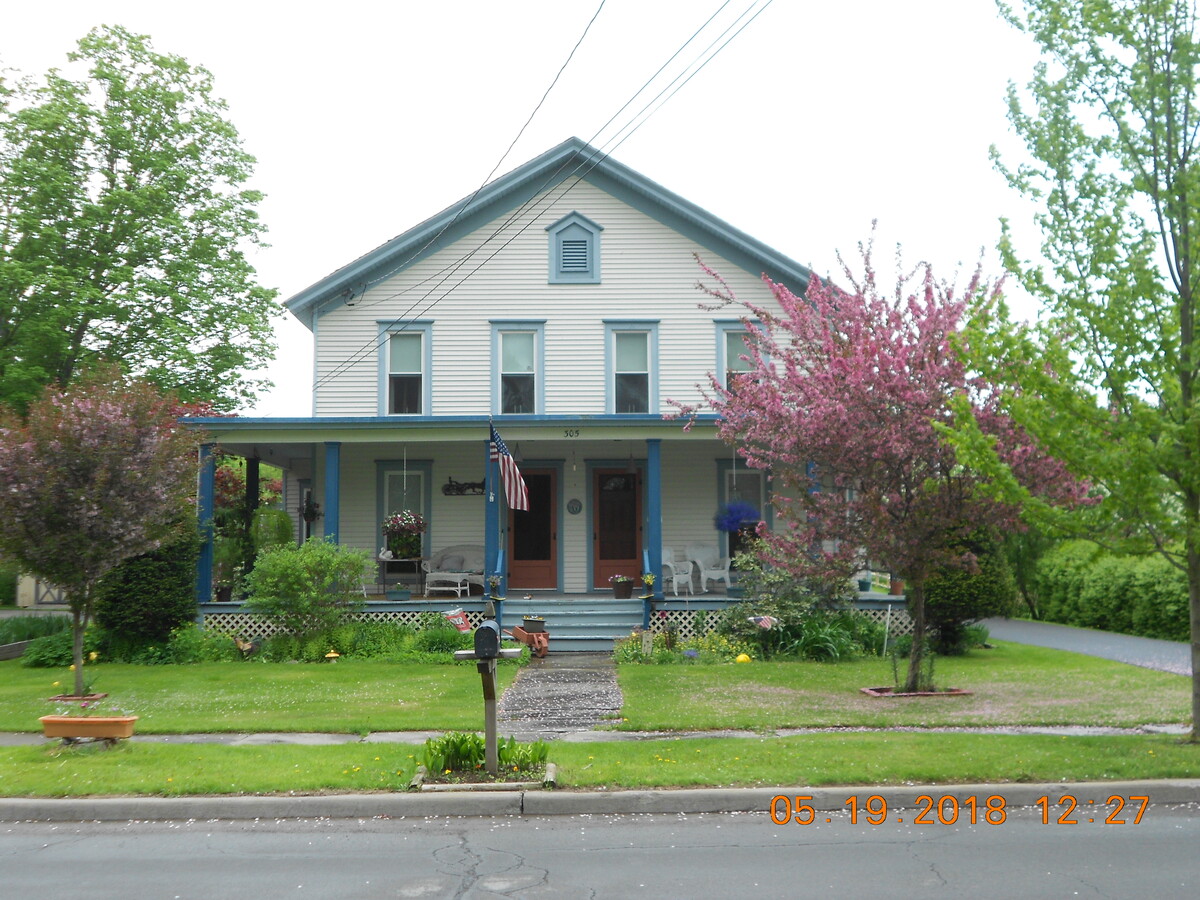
top-left (1032, 541), bottom-right (1189, 641)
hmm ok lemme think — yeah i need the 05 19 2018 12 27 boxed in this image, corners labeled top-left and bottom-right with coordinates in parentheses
top-left (769, 793), bottom-right (1150, 826)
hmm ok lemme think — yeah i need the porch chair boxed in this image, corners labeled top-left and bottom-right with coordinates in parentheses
top-left (661, 547), bottom-right (694, 596)
top-left (686, 543), bottom-right (733, 593)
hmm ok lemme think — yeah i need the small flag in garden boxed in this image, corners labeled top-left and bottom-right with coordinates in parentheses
top-left (490, 424), bottom-right (529, 511)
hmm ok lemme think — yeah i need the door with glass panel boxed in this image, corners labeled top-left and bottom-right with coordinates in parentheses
top-left (592, 469), bottom-right (642, 588)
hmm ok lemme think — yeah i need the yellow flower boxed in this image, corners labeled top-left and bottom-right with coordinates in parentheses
top-left (52, 681), bottom-right (60, 688)
top-left (68, 664), bottom-right (76, 671)
top-left (88, 651), bottom-right (99, 662)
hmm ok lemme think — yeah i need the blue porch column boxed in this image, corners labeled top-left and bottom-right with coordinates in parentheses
top-left (196, 443), bottom-right (216, 607)
top-left (484, 439), bottom-right (505, 598)
top-left (644, 438), bottom-right (663, 626)
top-left (324, 442), bottom-right (341, 543)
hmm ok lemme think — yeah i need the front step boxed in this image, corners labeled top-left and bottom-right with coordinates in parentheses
top-left (498, 597), bottom-right (642, 653)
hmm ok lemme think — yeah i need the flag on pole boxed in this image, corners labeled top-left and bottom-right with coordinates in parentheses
top-left (490, 424), bottom-right (529, 511)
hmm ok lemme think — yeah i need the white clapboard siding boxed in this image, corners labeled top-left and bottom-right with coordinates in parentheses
top-left (313, 180), bottom-right (788, 417)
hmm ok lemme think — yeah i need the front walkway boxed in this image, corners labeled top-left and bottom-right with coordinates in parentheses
top-left (496, 652), bottom-right (622, 740)
top-left (982, 618), bottom-right (1192, 676)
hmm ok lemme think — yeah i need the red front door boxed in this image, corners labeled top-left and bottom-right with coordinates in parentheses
top-left (508, 469), bottom-right (557, 590)
top-left (593, 469), bottom-right (642, 589)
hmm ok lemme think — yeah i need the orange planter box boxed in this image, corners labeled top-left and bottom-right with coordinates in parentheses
top-left (40, 715), bottom-right (139, 740)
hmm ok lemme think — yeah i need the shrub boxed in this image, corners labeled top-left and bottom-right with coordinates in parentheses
top-left (21, 628), bottom-right (102, 668)
top-left (0, 614), bottom-right (71, 644)
top-left (0, 563), bottom-right (17, 606)
top-left (924, 529), bottom-right (1016, 655)
top-left (251, 508), bottom-right (295, 554)
top-left (1032, 541), bottom-right (1189, 641)
top-left (93, 532), bottom-right (201, 659)
top-left (161, 624), bottom-right (242, 663)
top-left (412, 624), bottom-right (471, 654)
top-left (242, 538), bottom-right (371, 638)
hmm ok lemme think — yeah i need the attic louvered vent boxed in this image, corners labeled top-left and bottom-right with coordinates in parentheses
top-left (561, 239), bottom-right (589, 271)
top-left (546, 212), bottom-right (602, 284)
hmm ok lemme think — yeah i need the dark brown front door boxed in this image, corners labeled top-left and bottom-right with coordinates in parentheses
top-left (593, 469), bottom-right (642, 589)
top-left (508, 470), bottom-right (557, 590)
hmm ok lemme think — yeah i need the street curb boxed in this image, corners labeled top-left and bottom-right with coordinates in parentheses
top-left (2, 779), bottom-right (1198, 823)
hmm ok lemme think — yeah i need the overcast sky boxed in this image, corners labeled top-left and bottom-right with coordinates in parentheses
top-left (3, 0), bottom-right (1045, 416)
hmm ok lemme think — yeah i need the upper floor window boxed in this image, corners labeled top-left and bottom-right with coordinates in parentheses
top-left (379, 322), bottom-right (432, 416)
top-left (546, 212), bottom-right (602, 284)
top-left (716, 322), bottom-right (753, 392)
top-left (492, 321), bottom-right (545, 414)
top-left (606, 321), bottom-right (659, 414)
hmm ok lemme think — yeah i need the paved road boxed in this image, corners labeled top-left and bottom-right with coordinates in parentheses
top-left (982, 618), bottom-right (1192, 676)
top-left (2, 803), bottom-right (1197, 899)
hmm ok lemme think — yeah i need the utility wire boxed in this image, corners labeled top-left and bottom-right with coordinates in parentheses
top-left (312, 1), bottom-right (771, 396)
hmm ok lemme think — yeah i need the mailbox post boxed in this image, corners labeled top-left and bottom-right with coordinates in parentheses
top-left (454, 620), bottom-right (521, 775)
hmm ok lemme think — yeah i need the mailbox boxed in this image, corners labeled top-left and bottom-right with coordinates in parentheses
top-left (473, 620), bottom-right (501, 660)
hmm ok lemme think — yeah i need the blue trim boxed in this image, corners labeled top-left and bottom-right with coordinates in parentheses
top-left (283, 137), bottom-right (812, 328)
top-left (182, 412), bottom-right (721, 430)
top-left (377, 321), bottom-right (433, 416)
top-left (324, 442), bottom-right (341, 543)
top-left (546, 211), bottom-right (603, 284)
top-left (196, 444), bottom-right (216, 606)
top-left (485, 439), bottom-right (503, 597)
top-left (491, 321), bottom-right (546, 415)
top-left (645, 439), bottom-right (663, 606)
top-left (375, 458), bottom-right (434, 555)
top-left (604, 320), bottom-right (659, 414)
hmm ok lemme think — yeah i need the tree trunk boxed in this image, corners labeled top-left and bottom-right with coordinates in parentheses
top-left (1188, 537), bottom-right (1200, 744)
top-left (71, 607), bottom-right (85, 697)
top-left (904, 579), bottom-right (929, 693)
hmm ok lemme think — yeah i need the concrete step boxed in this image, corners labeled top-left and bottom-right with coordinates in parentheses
top-left (496, 597), bottom-right (640, 652)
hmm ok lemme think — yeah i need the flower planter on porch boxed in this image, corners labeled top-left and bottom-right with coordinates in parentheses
top-left (612, 581), bottom-right (634, 599)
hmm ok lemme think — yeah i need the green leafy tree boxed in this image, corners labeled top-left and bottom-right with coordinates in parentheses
top-left (924, 529), bottom-right (1017, 654)
top-left (952, 0), bottom-right (1200, 737)
top-left (0, 368), bottom-right (200, 695)
top-left (0, 25), bottom-right (278, 412)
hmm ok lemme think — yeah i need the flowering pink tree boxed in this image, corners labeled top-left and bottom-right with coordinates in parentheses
top-left (695, 245), bottom-right (1085, 691)
top-left (0, 370), bottom-right (200, 696)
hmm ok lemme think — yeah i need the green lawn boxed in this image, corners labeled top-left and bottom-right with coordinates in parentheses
top-left (615, 642), bottom-right (1191, 730)
top-left (1, 733), bottom-right (1197, 797)
top-left (1, 643), bottom-right (1196, 798)
top-left (0, 659), bottom-right (522, 733)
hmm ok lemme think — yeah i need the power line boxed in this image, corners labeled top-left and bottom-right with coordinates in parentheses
top-left (311, 1), bottom-right (772, 397)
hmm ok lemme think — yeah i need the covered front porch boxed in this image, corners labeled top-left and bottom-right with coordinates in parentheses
top-left (185, 413), bottom-right (770, 606)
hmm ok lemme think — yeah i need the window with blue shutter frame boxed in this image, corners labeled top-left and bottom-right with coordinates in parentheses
top-left (546, 212), bottom-right (602, 284)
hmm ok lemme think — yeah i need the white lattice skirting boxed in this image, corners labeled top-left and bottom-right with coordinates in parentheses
top-left (647, 605), bottom-right (914, 640)
top-left (202, 609), bottom-right (488, 642)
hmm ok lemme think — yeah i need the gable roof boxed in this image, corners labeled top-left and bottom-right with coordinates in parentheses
top-left (285, 137), bottom-right (811, 329)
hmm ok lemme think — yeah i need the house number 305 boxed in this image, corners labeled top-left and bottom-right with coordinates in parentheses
top-left (563, 429), bottom-right (580, 438)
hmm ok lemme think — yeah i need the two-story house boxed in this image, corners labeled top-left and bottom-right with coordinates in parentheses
top-left (188, 137), bottom-right (810, 612)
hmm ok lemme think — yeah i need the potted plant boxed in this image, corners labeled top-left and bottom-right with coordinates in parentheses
top-left (609, 574), bottom-right (635, 599)
top-left (381, 509), bottom-right (427, 558)
top-left (488, 574), bottom-right (505, 601)
top-left (640, 572), bottom-right (656, 599)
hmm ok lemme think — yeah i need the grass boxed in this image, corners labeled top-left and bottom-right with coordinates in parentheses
top-left (0, 733), bottom-right (1196, 797)
top-left (0, 642), bottom-right (1196, 798)
top-left (0, 659), bottom-right (522, 733)
top-left (615, 642), bottom-right (1192, 730)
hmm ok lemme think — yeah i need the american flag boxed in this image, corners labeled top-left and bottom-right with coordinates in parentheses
top-left (490, 424), bottom-right (529, 511)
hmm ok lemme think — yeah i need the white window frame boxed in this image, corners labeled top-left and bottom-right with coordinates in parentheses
top-left (491, 321), bottom-right (545, 415)
top-left (605, 320), bottom-right (659, 414)
top-left (379, 322), bottom-right (433, 416)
